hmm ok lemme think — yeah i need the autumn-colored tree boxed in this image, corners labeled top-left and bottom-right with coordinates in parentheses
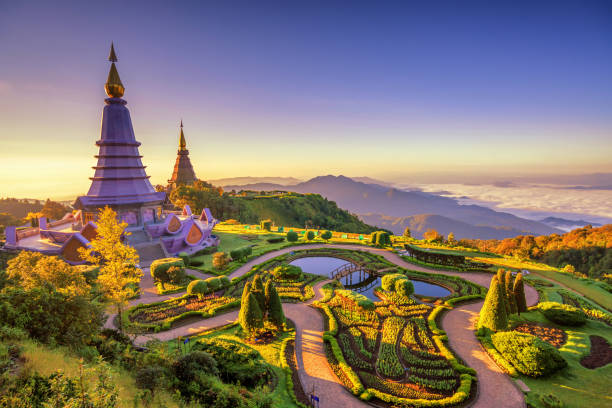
top-left (403, 227), bottom-right (411, 239)
top-left (424, 229), bottom-right (443, 242)
top-left (212, 252), bottom-right (229, 270)
top-left (25, 211), bottom-right (43, 227)
top-left (447, 232), bottom-right (455, 245)
top-left (78, 206), bottom-right (142, 333)
top-left (513, 272), bottom-right (528, 314)
top-left (477, 275), bottom-right (508, 332)
top-left (40, 198), bottom-right (70, 220)
top-left (7, 251), bottom-right (90, 297)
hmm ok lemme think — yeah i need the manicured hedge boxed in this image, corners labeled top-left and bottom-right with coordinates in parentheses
top-left (230, 246), bottom-right (252, 261)
top-left (266, 236), bottom-right (285, 243)
top-left (271, 264), bottom-right (303, 281)
top-left (150, 258), bottom-right (185, 286)
top-left (280, 335), bottom-right (308, 408)
top-left (538, 301), bottom-right (587, 326)
top-left (491, 331), bottom-right (567, 377)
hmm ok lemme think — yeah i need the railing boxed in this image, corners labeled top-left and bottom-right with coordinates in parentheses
top-left (329, 262), bottom-right (363, 280)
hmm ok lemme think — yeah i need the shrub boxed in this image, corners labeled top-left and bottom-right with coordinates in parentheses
top-left (271, 264), bottom-right (303, 281)
top-left (178, 252), bottom-right (190, 266)
top-left (491, 331), bottom-right (566, 377)
top-left (230, 246), bottom-right (252, 261)
top-left (265, 280), bottom-right (285, 329)
top-left (212, 252), bottom-right (229, 270)
top-left (187, 280), bottom-right (209, 298)
top-left (266, 236), bottom-right (285, 243)
top-left (135, 366), bottom-right (164, 395)
top-left (239, 292), bottom-right (263, 334)
top-left (204, 277), bottom-right (224, 292)
top-left (172, 351), bottom-right (219, 383)
top-left (513, 272), bottom-right (528, 314)
top-left (250, 274), bottom-right (266, 310)
top-left (286, 231), bottom-right (298, 242)
top-left (538, 302), bottom-right (587, 326)
top-left (504, 270), bottom-right (517, 314)
top-left (321, 230), bottom-right (332, 241)
top-left (477, 275), bottom-right (508, 332)
top-left (305, 230), bottom-right (315, 241)
top-left (260, 219), bottom-right (272, 231)
top-left (189, 259), bottom-right (204, 267)
top-left (370, 231), bottom-right (391, 247)
top-left (166, 266), bottom-right (186, 284)
top-left (381, 273), bottom-right (406, 291)
top-left (395, 279), bottom-right (414, 297)
top-left (193, 246), bottom-right (217, 256)
top-left (150, 258), bottom-right (185, 288)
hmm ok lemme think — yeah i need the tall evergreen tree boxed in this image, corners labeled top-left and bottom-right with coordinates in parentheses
top-left (496, 269), bottom-right (510, 314)
top-left (250, 274), bottom-right (266, 312)
top-left (505, 270), bottom-right (517, 314)
top-left (239, 292), bottom-right (263, 334)
top-left (265, 280), bottom-right (285, 329)
top-left (513, 272), bottom-right (528, 315)
top-left (241, 281), bottom-right (252, 306)
top-left (477, 275), bottom-right (508, 332)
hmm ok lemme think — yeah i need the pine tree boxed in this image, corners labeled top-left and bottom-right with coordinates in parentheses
top-left (265, 280), bottom-right (285, 329)
top-left (505, 270), bottom-right (517, 314)
top-left (477, 275), bottom-right (508, 332)
top-left (251, 274), bottom-right (266, 312)
top-left (513, 272), bottom-right (528, 315)
top-left (239, 292), bottom-right (263, 334)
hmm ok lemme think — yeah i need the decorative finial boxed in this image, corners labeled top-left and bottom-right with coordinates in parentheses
top-left (179, 120), bottom-right (187, 151)
top-left (108, 42), bottom-right (118, 62)
top-left (105, 43), bottom-right (124, 98)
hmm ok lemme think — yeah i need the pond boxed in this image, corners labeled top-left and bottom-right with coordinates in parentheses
top-left (289, 256), bottom-right (451, 301)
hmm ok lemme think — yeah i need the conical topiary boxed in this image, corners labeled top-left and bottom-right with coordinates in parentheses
top-left (251, 274), bottom-right (266, 312)
top-left (239, 292), bottom-right (263, 334)
top-left (497, 269), bottom-right (510, 314)
top-left (477, 275), bottom-right (508, 332)
top-left (513, 272), bottom-right (528, 314)
top-left (265, 280), bottom-right (285, 329)
top-left (241, 281), bottom-right (252, 306)
top-left (505, 270), bottom-right (517, 314)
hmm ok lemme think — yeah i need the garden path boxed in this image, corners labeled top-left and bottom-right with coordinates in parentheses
top-left (114, 243), bottom-right (541, 408)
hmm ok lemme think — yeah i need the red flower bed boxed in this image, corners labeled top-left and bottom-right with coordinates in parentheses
top-left (513, 323), bottom-right (567, 348)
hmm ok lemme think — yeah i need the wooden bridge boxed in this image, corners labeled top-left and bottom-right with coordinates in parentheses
top-left (329, 262), bottom-right (379, 286)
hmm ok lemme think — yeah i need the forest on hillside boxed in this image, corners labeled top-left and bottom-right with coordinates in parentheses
top-left (459, 224), bottom-right (612, 279)
top-left (168, 183), bottom-right (378, 234)
top-left (0, 198), bottom-right (70, 234)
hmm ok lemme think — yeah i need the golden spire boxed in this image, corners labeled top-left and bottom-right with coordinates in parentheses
top-left (179, 119), bottom-right (187, 151)
top-left (105, 42), bottom-right (124, 98)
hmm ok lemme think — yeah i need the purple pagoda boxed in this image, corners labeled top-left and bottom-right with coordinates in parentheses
top-left (3, 44), bottom-right (220, 264)
top-left (74, 43), bottom-right (167, 226)
top-left (168, 120), bottom-right (198, 188)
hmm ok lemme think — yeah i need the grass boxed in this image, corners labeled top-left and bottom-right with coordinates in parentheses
top-left (170, 323), bottom-right (296, 407)
top-left (13, 339), bottom-right (179, 407)
top-left (506, 311), bottom-right (612, 408)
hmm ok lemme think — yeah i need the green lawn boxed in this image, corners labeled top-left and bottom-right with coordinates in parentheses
top-left (172, 323), bottom-right (297, 407)
top-left (530, 269), bottom-right (612, 311)
top-left (507, 312), bottom-right (612, 408)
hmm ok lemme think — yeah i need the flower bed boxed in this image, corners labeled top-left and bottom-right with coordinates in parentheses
top-left (514, 323), bottom-right (567, 348)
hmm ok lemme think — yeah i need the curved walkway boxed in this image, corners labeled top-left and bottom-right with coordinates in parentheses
top-left (115, 244), bottom-right (540, 408)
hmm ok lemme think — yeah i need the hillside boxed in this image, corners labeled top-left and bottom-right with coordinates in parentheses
top-left (359, 213), bottom-right (530, 239)
top-left (225, 175), bottom-right (562, 239)
top-left (169, 185), bottom-right (378, 234)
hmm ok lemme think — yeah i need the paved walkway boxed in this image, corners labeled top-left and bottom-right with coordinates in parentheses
top-left (115, 243), bottom-right (541, 408)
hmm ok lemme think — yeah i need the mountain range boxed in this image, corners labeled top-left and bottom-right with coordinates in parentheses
top-left (220, 175), bottom-right (563, 239)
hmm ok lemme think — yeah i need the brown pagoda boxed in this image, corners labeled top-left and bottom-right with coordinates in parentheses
top-left (168, 120), bottom-right (198, 188)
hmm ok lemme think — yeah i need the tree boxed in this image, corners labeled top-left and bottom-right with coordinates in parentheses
top-left (260, 219), bottom-right (272, 231)
top-left (239, 292), bottom-right (263, 334)
top-left (265, 280), bottom-right (285, 329)
top-left (403, 227), bottom-right (411, 240)
top-left (395, 279), bottom-right (414, 297)
top-left (321, 230), bottom-right (332, 242)
top-left (7, 251), bottom-right (90, 297)
top-left (212, 252), bottom-right (229, 270)
top-left (40, 199), bottom-right (70, 220)
top-left (513, 272), bottom-right (528, 314)
top-left (496, 269), bottom-right (510, 314)
top-left (305, 230), bottom-right (315, 241)
top-left (250, 275), bottom-right (266, 311)
top-left (477, 275), bottom-right (508, 332)
top-left (241, 281), bottom-right (252, 306)
top-left (286, 231), bottom-right (298, 242)
top-left (447, 232), bottom-right (455, 245)
top-left (370, 231), bottom-right (391, 247)
top-left (424, 229), bottom-right (444, 242)
top-left (504, 270), bottom-right (517, 314)
top-left (78, 206), bottom-right (142, 333)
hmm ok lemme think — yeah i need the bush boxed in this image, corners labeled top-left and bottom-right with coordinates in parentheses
top-left (381, 273), bottom-right (406, 291)
top-left (187, 280), bottom-right (209, 298)
top-left (305, 230), bottom-right (315, 241)
top-left (178, 252), bottom-right (190, 266)
top-left (260, 219), bottom-right (272, 231)
top-left (166, 266), bottom-right (187, 284)
top-left (321, 230), bottom-right (332, 241)
top-left (150, 258), bottom-right (185, 287)
top-left (135, 366), bottom-right (165, 395)
top-left (193, 246), bottom-right (217, 256)
top-left (286, 231), bottom-right (298, 242)
top-left (265, 280), bottom-right (285, 329)
top-left (212, 252), bottom-right (229, 270)
top-left (395, 279), bottom-right (414, 297)
top-left (491, 331), bottom-right (566, 377)
top-left (172, 351), bottom-right (219, 383)
top-left (266, 236), bottom-right (285, 243)
top-left (477, 275), bottom-right (508, 332)
top-left (230, 247), bottom-right (252, 261)
top-left (205, 277), bottom-right (223, 291)
top-left (370, 231), bottom-right (391, 247)
top-left (239, 292), bottom-right (263, 334)
top-left (538, 302), bottom-right (587, 326)
top-left (189, 259), bottom-right (204, 267)
top-left (271, 264), bottom-right (303, 281)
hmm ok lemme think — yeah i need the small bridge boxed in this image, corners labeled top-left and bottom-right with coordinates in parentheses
top-left (329, 262), bottom-right (379, 287)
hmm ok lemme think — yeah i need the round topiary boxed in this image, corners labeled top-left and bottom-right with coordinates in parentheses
top-left (150, 258), bottom-right (185, 288)
top-left (381, 273), bottom-right (406, 291)
top-left (538, 302), bottom-right (587, 326)
top-left (271, 264), bottom-right (303, 281)
top-left (321, 230), bottom-right (332, 241)
top-left (205, 277), bottom-right (223, 292)
top-left (395, 278), bottom-right (414, 297)
top-left (491, 331), bottom-right (567, 377)
top-left (187, 280), bottom-right (209, 298)
top-left (286, 231), bottom-right (298, 242)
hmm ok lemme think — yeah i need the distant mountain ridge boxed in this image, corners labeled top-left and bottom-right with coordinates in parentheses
top-left (539, 216), bottom-right (602, 231)
top-left (221, 175), bottom-right (562, 239)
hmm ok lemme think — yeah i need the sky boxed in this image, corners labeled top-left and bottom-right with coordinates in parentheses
top-left (0, 0), bottom-right (611, 200)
